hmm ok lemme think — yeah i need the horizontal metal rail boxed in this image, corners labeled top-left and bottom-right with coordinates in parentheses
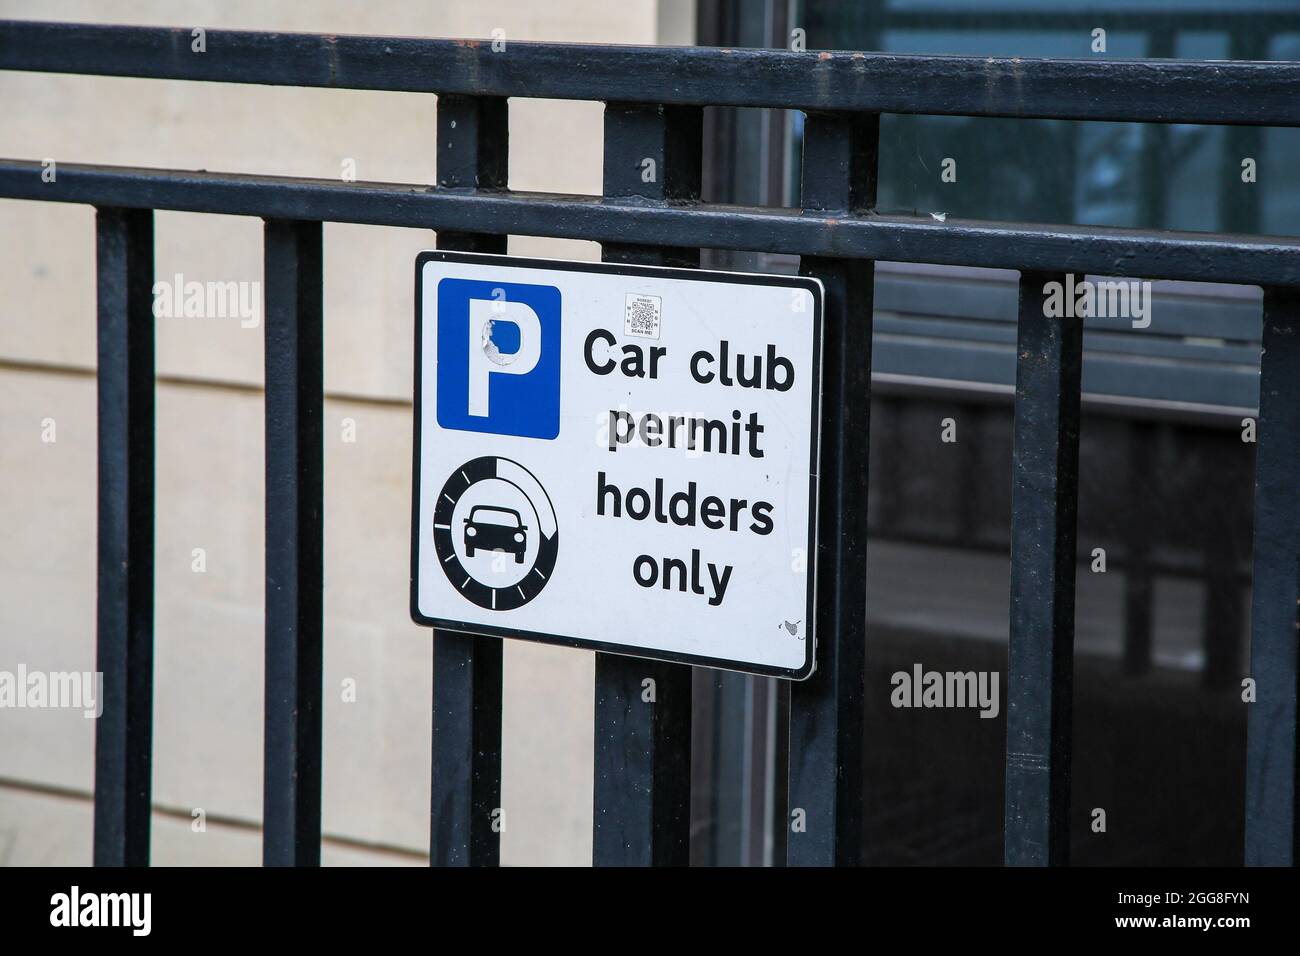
top-left (3, 19), bottom-right (1300, 124)
top-left (2, 161), bottom-right (1300, 288)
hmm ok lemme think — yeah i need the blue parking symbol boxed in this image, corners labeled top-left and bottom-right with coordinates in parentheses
top-left (436, 278), bottom-right (562, 440)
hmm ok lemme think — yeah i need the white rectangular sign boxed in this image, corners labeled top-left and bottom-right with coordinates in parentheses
top-left (411, 251), bottom-right (823, 678)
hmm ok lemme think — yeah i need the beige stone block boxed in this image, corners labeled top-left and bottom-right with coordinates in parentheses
top-left (0, 787), bottom-right (92, 866)
top-left (0, 201), bottom-right (97, 371)
top-left (501, 641), bottom-right (594, 866)
top-left (0, 366), bottom-right (97, 792)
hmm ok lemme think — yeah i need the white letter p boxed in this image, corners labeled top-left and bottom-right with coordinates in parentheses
top-left (468, 299), bottom-right (542, 418)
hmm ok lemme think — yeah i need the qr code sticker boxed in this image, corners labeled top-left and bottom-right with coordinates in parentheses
top-left (624, 293), bottom-right (662, 339)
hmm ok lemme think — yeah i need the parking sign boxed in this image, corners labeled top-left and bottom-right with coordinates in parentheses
top-left (434, 278), bottom-right (563, 439)
top-left (412, 250), bottom-right (823, 678)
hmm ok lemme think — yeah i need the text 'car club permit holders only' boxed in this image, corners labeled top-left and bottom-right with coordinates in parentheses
top-left (411, 250), bottom-right (824, 679)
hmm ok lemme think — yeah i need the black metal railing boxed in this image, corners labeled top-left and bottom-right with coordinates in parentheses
top-left (0, 20), bottom-right (1295, 867)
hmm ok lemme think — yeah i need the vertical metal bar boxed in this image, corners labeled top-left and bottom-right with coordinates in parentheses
top-left (1245, 287), bottom-right (1300, 866)
top-left (430, 93), bottom-right (507, 867)
top-left (434, 94), bottom-right (509, 254)
top-left (593, 102), bottom-right (700, 866)
top-left (593, 656), bottom-right (693, 866)
top-left (1005, 271), bottom-right (1082, 867)
top-left (262, 218), bottom-right (324, 867)
top-left (430, 630), bottom-right (503, 866)
top-left (600, 102), bottom-right (701, 268)
top-left (787, 111), bottom-right (878, 867)
top-left (93, 207), bottom-right (155, 867)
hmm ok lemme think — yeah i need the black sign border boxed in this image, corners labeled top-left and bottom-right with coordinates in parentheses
top-left (411, 249), bottom-right (823, 680)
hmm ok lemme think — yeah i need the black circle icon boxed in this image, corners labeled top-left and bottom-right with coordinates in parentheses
top-left (432, 456), bottom-right (558, 610)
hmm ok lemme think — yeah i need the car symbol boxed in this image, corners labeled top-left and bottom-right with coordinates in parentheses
top-left (463, 505), bottom-right (527, 563)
